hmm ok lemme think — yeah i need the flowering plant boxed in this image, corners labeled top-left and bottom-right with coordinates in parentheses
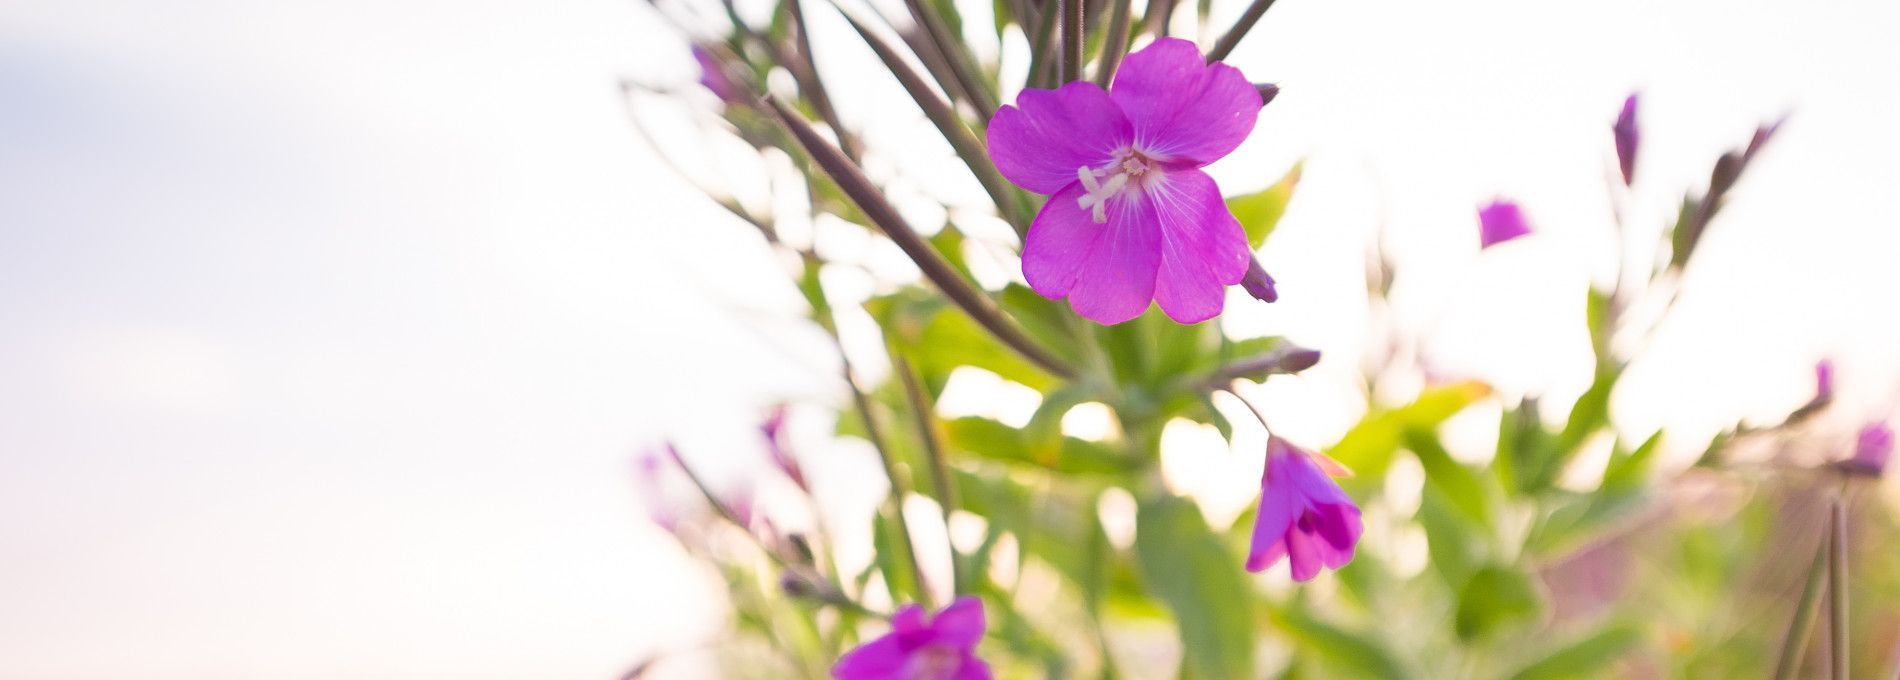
top-left (624, 0), bottom-right (1896, 677)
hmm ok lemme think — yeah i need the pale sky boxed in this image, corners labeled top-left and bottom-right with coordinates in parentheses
top-left (1, 0), bottom-right (1895, 678)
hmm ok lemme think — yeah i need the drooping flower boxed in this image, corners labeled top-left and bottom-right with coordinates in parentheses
top-left (1477, 199), bottom-right (1531, 249)
top-left (761, 405), bottom-right (808, 489)
top-left (1844, 422), bottom-right (1893, 477)
top-left (1247, 437), bottom-right (1363, 581)
top-left (691, 44), bottom-right (742, 103)
top-left (986, 38), bottom-right (1263, 324)
top-left (1613, 93), bottom-right (1640, 186)
top-left (833, 597), bottom-right (990, 680)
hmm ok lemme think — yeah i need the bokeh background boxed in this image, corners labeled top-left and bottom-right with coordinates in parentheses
top-left (2, 0), bottom-right (1896, 677)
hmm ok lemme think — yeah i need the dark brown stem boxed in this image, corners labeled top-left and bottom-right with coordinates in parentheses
top-left (760, 96), bottom-right (1077, 379)
top-left (1093, 0), bottom-right (1133, 86)
top-left (900, 0), bottom-right (998, 120)
top-left (1204, 0), bottom-right (1279, 63)
top-left (1060, 0), bottom-right (1084, 82)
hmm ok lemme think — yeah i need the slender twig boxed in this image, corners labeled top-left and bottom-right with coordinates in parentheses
top-left (900, 0), bottom-right (998, 120)
top-left (1774, 515), bottom-right (1834, 679)
top-left (785, 0), bottom-right (860, 161)
top-left (760, 95), bottom-right (1077, 378)
top-left (1204, 0), bottom-right (1278, 63)
top-left (832, 7), bottom-right (1027, 235)
top-left (1093, 0), bottom-right (1133, 86)
top-left (833, 338), bottom-right (934, 608)
top-left (896, 356), bottom-right (963, 595)
top-left (1060, 0), bottom-right (1084, 82)
top-left (1830, 494), bottom-right (1850, 680)
top-left (1027, 0), bottom-right (1062, 88)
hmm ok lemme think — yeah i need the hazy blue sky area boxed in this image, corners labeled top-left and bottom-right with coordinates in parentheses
top-left (1, 0), bottom-right (1896, 678)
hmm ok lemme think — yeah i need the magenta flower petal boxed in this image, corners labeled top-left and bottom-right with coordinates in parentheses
top-left (1063, 195), bottom-right (1163, 324)
top-left (1613, 93), bottom-right (1640, 186)
top-left (1247, 438), bottom-right (1363, 581)
top-left (833, 598), bottom-right (991, 680)
top-left (1849, 422), bottom-right (1894, 476)
top-left (1478, 199), bottom-right (1531, 249)
top-left (1022, 181), bottom-right (1110, 298)
top-left (987, 82), bottom-right (1133, 194)
top-left (691, 45), bottom-right (741, 103)
top-left (1149, 169), bottom-right (1250, 323)
top-left (1109, 38), bottom-right (1262, 165)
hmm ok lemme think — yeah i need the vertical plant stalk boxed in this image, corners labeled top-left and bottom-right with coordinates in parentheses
top-left (760, 95), bottom-right (1077, 379)
top-left (896, 356), bottom-right (963, 595)
top-left (1829, 495), bottom-right (1850, 680)
top-left (1204, 0), bottom-right (1278, 63)
top-left (1140, 0), bottom-right (1175, 38)
top-left (785, 0), bottom-right (860, 161)
top-left (838, 345), bottom-right (934, 609)
top-left (900, 0), bottom-right (998, 120)
top-left (1027, 0), bottom-right (1063, 88)
top-left (1059, 0), bottom-right (1084, 83)
top-left (1092, 0), bottom-right (1133, 87)
top-left (833, 9), bottom-right (1028, 235)
top-left (1773, 517), bottom-right (1834, 680)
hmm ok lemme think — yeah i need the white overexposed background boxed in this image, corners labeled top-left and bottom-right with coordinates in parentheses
top-left (1, 0), bottom-right (1895, 678)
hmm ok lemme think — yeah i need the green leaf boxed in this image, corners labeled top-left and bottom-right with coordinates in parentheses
top-left (1330, 381), bottom-right (1490, 477)
top-left (1506, 623), bottom-right (1641, 680)
top-left (1454, 565), bottom-right (1544, 640)
top-left (1135, 496), bottom-right (1255, 680)
top-left (1405, 428), bottom-right (1491, 525)
top-left (943, 416), bottom-right (1136, 474)
top-left (1227, 162), bottom-right (1302, 249)
top-left (1602, 430), bottom-right (1662, 491)
top-left (1268, 606), bottom-right (1409, 679)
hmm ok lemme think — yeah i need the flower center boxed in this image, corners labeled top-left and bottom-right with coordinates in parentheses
top-left (1075, 148), bottom-right (1156, 224)
top-left (902, 645), bottom-right (961, 680)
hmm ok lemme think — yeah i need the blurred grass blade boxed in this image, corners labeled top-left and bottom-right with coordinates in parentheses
top-left (1773, 534), bottom-right (1831, 680)
top-left (761, 96), bottom-right (1075, 378)
top-left (1506, 623), bottom-right (1642, 680)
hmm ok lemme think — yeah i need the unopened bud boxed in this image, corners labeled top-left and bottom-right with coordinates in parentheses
top-left (1255, 83), bottom-right (1280, 107)
top-left (1241, 256), bottom-right (1278, 303)
top-left (1842, 422), bottom-right (1893, 477)
top-left (1613, 93), bottom-right (1640, 186)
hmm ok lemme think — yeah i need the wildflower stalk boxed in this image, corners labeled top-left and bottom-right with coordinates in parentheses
top-left (1205, 0), bottom-right (1279, 63)
top-left (1093, 0), bottom-right (1133, 86)
top-left (1027, 0), bottom-right (1061, 88)
top-left (1773, 518), bottom-right (1833, 680)
top-left (899, 0), bottom-right (997, 120)
top-left (837, 342), bottom-right (934, 609)
top-left (761, 95), bottom-right (1077, 379)
top-left (1060, 0), bottom-right (1084, 83)
top-left (1140, 0), bottom-right (1174, 38)
top-left (1829, 495), bottom-right (1850, 680)
top-left (896, 356), bottom-right (963, 595)
top-left (784, 0), bottom-right (859, 160)
top-left (833, 8), bottom-right (1027, 234)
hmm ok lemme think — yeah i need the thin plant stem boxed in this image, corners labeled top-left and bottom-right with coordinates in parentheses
top-left (1060, 0), bottom-right (1084, 82)
top-left (835, 342), bottom-right (934, 609)
top-left (1140, 0), bottom-right (1175, 38)
top-left (900, 0), bottom-right (998, 120)
top-left (785, 0), bottom-right (859, 161)
top-left (832, 7), bottom-right (1027, 235)
top-left (1204, 0), bottom-right (1278, 63)
top-left (1830, 493), bottom-right (1850, 680)
top-left (759, 95), bottom-right (1077, 378)
top-left (1093, 0), bottom-right (1133, 86)
top-left (1027, 0), bottom-right (1062, 88)
top-left (1773, 514), bottom-right (1834, 680)
top-left (896, 356), bottom-right (963, 595)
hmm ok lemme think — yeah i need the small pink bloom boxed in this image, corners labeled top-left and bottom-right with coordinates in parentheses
top-left (1477, 199), bottom-right (1531, 249)
top-left (692, 45), bottom-right (741, 103)
top-left (1613, 93), bottom-right (1640, 186)
top-left (987, 38), bottom-right (1262, 324)
top-left (1247, 438), bottom-right (1363, 581)
top-left (832, 597), bottom-right (991, 680)
top-left (1847, 422), bottom-right (1893, 476)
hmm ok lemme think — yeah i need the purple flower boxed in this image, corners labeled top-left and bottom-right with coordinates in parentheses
top-left (986, 38), bottom-right (1263, 325)
top-left (1814, 360), bottom-right (1835, 403)
top-left (1477, 199), bottom-right (1532, 249)
top-left (1846, 422), bottom-right (1893, 476)
top-left (1613, 93), bottom-right (1640, 186)
top-left (762, 405), bottom-right (808, 489)
top-left (692, 45), bottom-right (741, 103)
top-left (833, 597), bottom-right (990, 680)
top-left (1247, 437), bottom-right (1363, 581)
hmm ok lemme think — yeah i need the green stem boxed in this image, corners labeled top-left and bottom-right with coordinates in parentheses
top-left (896, 356), bottom-right (963, 595)
top-left (1830, 494), bottom-right (1850, 680)
top-left (900, 0), bottom-right (998, 120)
top-left (1773, 519), bottom-right (1833, 680)
top-left (1093, 0), bottom-right (1133, 86)
top-left (836, 344), bottom-right (934, 609)
top-left (1060, 0), bottom-right (1084, 82)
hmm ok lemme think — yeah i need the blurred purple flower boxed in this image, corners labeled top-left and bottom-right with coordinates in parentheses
top-left (762, 405), bottom-right (808, 489)
top-left (1613, 93), bottom-right (1640, 186)
top-left (987, 38), bottom-right (1262, 324)
top-left (691, 45), bottom-right (742, 103)
top-left (833, 597), bottom-right (990, 680)
top-left (1846, 422), bottom-right (1893, 476)
top-left (635, 447), bottom-right (680, 533)
top-left (1247, 437), bottom-right (1363, 581)
top-left (1477, 199), bottom-right (1531, 249)
top-left (1814, 360), bottom-right (1835, 403)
